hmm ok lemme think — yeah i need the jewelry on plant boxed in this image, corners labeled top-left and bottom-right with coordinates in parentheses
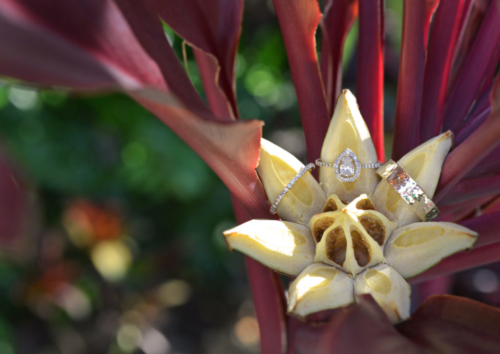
top-left (376, 159), bottom-right (439, 222)
top-left (315, 148), bottom-right (382, 183)
top-left (270, 163), bottom-right (316, 215)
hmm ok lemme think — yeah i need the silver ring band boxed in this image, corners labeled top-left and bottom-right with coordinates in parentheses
top-left (315, 159), bottom-right (380, 169)
top-left (270, 163), bottom-right (316, 215)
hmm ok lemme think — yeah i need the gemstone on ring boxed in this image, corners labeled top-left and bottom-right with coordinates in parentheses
top-left (334, 149), bottom-right (361, 183)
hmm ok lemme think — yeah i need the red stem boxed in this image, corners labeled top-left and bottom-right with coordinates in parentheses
top-left (272, 0), bottom-right (330, 163)
top-left (356, 0), bottom-right (385, 160)
top-left (443, 1), bottom-right (500, 133)
top-left (419, 0), bottom-right (465, 143)
top-left (392, 0), bottom-right (438, 160)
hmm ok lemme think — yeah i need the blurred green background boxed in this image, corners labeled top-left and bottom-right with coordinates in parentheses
top-left (0, 1), bottom-right (497, 353)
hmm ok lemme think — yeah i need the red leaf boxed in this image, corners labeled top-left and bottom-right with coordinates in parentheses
top-left (320, 0), bottom-right (358, 118)
top-left (449, 0), bottom-right (490, 84)
top-left (356, 0), bottom-right (385, 160)
top-left (443, 1), bottom-right (500, 133)
top-left (435, 72), bottom-right (500, 202)
top-left (398, 295), bottom-right (500, 353)
top-left (288, 295), bottom-right (417, 354)
top-left (272, 0), bottom-right (329, 163)
top-left (392, 0), bottom-right (439, 160)
top-left (419, 0), bottom-right (466, 143)
top-left (409, 241), bottom-right (500, 284)
top-left (439, 174), bottom-right (500, 205)
top-left (151, 0), bottom-right (243, 119)
top-left (483, 196), bottom-right (500, 214)
top-left (0, 0), bottom-right (212, 117)
top-left (463, 211), bottom-right (500, 247)
top-left (465, 145), bottom-right (500, 179)
top-left (193, 48), bottom-right (234, 120)
top-left (455, 106), bottom-right (491, 145)
top-left (436, 195), bottom-right (494, 222)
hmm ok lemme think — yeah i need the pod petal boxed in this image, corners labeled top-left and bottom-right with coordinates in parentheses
top-left (385, 222), bottom-right (478, 278)
top-left (223, 220), bottom-right (315, 276)
top-left (354, 264), bottom-right (411, 324)
top-left (287, 263), bottom-right (354, 319)
top-left (257, 139), bottom-right (326, 225)
top-left (373, 132), bottom-right (453, 227)
top-left (320, 90), bottom-right (379, 201)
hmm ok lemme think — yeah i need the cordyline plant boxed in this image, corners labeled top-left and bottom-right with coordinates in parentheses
top-left (1, 0), bottom-right (500, 353)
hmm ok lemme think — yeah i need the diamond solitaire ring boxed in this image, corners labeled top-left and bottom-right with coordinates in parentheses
top-left (270, 163), bottom-right (316, 215)
top-left (315, 148), bottom-right (381, 183)
top-left (377, 160), bottom-right (439, 222)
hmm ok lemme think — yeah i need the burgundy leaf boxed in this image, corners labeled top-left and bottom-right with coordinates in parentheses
top-left (356, 0), bottom-right (385, 160)
top-left (392, 0), bottom-right (439, 160)
top-left (435, 73), bottom-right (500, 202)
top-left (398, 295), bottom-right (500, 354)
top-left (483, 196), bottom-right (500, 214)
top-left (0, 0), bottom-right (212, 117)
top-left (231, 197), bottom-right (286, 354)
top-left (193, 48), bottom-right (234, 120)
top-left (288, 295), bottom-right (419, 354)
top-left (462, 211), bottom-right (500, 247)
top-left (439, 174), bottom-right (500, 205)
top-left (320, 0), bottom-right (358, 118)
top-left (448, 0), bottom-right (490, 84)
top-left (151, 0), bottom-right (243, 119)
top-left (419, 0), bottom-right (466, 143)
top-left (436, 195), bottom-right (494, 222)
top-left (443, 0), bottom-right (500, 133)
top-left (465, 145), bottom-right (500, 178)
top-left (415, 277), bottom-right (452, 303)
top-left (272, 0), bottom-right (329, 163)
top-left (409, 241), bottom-right (500, 284)
top-left (455, 106), bottom-right (491, 145)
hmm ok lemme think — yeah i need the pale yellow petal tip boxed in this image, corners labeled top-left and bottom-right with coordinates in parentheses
top-left (223, 220), bottom-right (316, 277)
top-left (354, 264), bottom-right (411, 324)
top-left (287, 264), bottom-right (355, 319)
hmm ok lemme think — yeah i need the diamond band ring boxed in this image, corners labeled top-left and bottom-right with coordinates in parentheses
top-left (270, 163), bottom-right (316, 215)
top-left (377, 160), bottom-right (439, 222)
top-left (315, 148), bottom-right (381, 183)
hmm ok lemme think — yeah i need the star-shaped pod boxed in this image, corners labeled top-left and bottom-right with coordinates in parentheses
top-left (223, 90), bottom-right (478, 324)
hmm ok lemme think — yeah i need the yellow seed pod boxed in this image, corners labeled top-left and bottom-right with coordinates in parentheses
top-left (314, 210), bottom-right (386, 276)
top-left (288, 263), bottom-right (354, 319)
top-left (320, 90), bottom-right (379, 202)
top-left (385, 222), bottom-right (477, 278)
top-left (257, 139), bottom-right (326, 225)
top-left (354, 264), bottom-right (411, 324)
top-left (223, 220), bottom-right (316, 276)
top-left (373, 131), bottom-right (453, 227)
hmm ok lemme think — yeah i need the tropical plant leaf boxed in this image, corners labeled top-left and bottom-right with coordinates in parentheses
top-left (151, 0), bottom-right (244, 119)
top-left (272, 0), bottom-right (329, 162)
top-left (356, 0), bottom-right (385, 160)
top-left (320, 0), bottom-right (358, 117)
top-left (419, 0), bottom-right (465, 142)
top-left (392, 0), bottom-right (439, 160)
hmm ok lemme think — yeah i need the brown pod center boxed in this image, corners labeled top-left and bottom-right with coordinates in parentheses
top-left (351, 230), bottom-right (370, 266)
top-left (359, 216), bottom-right (385, 246)
top-left (325, 227), bottom-right (347, 266)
